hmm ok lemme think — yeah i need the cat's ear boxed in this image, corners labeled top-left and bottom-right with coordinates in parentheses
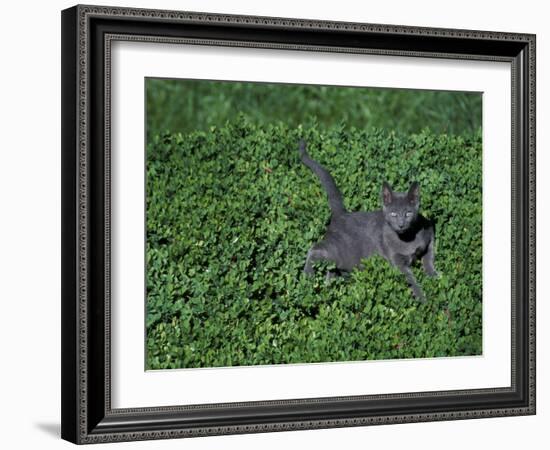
top-left (407, 182), bottom-right (420, 205)
top-left (382, 182), bottom-right (393, 206)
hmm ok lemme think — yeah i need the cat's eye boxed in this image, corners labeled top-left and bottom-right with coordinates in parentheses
top-left (405, 211), bottom-right (413, 217)
top-left (390, 212), bottom-right (397, 217)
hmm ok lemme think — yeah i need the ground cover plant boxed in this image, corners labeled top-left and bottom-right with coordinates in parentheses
top-left (146, 109), bottom-right (482, 369)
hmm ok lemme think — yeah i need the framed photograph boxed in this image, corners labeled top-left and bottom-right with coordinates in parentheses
top-left (61, 4), bottom-right (536, 444)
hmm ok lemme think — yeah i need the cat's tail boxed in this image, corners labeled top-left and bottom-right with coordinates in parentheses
top-left (298, 140), bottom-right (346, 216)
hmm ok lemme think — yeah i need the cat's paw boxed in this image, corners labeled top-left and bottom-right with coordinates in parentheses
top-left (426, 268), bottom-right (439, 278)
top-left (412, 288), bottom-right (426, 303)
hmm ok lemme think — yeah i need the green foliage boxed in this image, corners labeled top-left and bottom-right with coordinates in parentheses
top-left (146, 79), bottom-right (481, 138)
top-left (146, 119), bottom-right (482, 369)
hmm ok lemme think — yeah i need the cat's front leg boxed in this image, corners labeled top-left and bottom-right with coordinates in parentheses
top-left (392, 254), bottom-right (426, 302)
top-left (422, 238), bottom-right (438, 277)
top-left (403, 267), bottom-right (426, 302)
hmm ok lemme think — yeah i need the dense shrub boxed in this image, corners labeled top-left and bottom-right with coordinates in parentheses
top-left (146, 118), bottom-right (482, 369)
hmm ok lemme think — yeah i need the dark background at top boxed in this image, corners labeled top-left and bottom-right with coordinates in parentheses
top-left (146, 78), bottom-right (482, 138)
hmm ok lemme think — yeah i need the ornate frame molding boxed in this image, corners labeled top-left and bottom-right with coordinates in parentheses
top-left (61, 4), bottom-right (536, 444)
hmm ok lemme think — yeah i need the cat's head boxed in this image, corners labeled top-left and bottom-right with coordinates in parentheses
top-left (381, 181), bottom-right (420, 233)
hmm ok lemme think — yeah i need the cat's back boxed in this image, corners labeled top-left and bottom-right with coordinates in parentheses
top-left (332, 210), bottom-right (385, 229)
top-left (326, 210), bottom-right (385, 244)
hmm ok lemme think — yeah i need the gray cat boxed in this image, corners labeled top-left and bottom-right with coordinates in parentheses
top-left (299, 140), bottom-right (437, 302)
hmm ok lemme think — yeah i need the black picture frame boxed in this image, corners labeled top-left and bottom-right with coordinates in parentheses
top-left (61, 4), bottom-right (536, 444)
